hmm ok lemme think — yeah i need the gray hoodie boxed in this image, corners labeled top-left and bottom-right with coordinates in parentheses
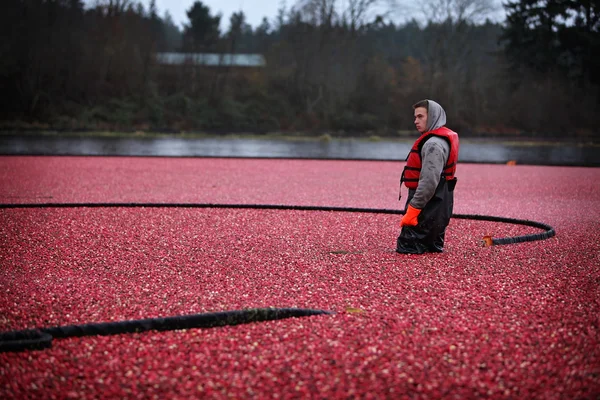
top-left (409, 100), bottom-right (451, 209)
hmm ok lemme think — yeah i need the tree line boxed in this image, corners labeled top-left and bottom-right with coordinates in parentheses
top-left (1, 0), bottom-right (599, 138)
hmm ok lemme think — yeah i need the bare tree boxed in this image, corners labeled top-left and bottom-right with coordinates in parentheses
top-left (294, 0), bottom-right (397, 28)
top-left (394, 0), bottom-right (499, 25)
top-left (389, 0), bottom-right (500, 123)
top-left (92, 0), bottom-right (132, 17)
top-left (423, 0), bottom-right (498, 24)
top-left (288, 0), bottom-right (397, 122)
top-left (295, 0), bottom-right (337, 27)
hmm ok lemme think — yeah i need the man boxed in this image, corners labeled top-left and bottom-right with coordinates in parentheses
top-left (396, 99), bottom-right (459, 254)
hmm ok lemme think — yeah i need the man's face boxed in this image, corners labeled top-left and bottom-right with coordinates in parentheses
top-left (414, 107), bottom-right (428, 133)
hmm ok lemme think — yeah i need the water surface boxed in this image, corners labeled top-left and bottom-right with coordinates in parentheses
top-left (1, 135), bottom-right (597, 166)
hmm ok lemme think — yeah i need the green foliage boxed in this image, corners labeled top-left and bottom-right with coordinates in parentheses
top-left (1, 0), bottom-right (599, 137)
top-left (76, 99), bottom-right (138, 129)
top-left (502, 0), bottom-right (600, 86)
top-left (107, 99), bottom-right (137, 126)
top-left (331, 111), bottom-right (379, 134)
top-left (318, 133), bottom-right (333, 142)
top-left (183, 1), bottom-right (221, 52)
top-left (164, 93), bottom-right (194, 117)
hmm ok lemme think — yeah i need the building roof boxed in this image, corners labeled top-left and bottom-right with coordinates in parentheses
top-left (155, 52), bottom-right (266, 67)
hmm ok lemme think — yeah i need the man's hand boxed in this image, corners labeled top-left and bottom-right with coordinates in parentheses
top-left (400, 205), bottom-right (421, 227)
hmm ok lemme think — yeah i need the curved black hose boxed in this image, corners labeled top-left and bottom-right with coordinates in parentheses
top-left (0, 202), bottom-right (556, 245)
top-left (0, 308), bottom-right (332, 353)
top-left (0, 202), bottom-right (555, 352)
top-left (449, 212), bottom-right (555, 245)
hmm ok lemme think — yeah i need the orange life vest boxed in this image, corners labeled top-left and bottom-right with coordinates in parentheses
top-left (400, 126), bottom-right (459, 191)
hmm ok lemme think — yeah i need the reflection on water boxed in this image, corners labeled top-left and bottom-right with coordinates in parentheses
top-left (0, 135), bottom-right (598, 166)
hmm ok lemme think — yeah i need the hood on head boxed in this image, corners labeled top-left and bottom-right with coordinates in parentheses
top-left (425, 100), bottom-right (447, 132)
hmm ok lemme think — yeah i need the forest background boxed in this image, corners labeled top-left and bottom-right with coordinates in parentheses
top-left (1, 0), bottom-right (599, 139)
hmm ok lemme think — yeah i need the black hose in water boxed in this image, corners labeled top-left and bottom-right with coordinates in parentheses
top-left (0, 202), bottom-right (556, 352)
top-left (0, 308), bottom-right (333, 353)
top-left (0, 202), bottom-right (556, 245)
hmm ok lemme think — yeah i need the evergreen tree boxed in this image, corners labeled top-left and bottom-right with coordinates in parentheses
top-left (183, 1), bottom-right (221, 52)
top-left (502, 0), bottom-right (600, 86)
top-left (161, 11), bottom-right (183, 51)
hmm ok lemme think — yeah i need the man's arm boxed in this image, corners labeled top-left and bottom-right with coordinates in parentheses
top-left (409, 137), bottom-right (450, 209)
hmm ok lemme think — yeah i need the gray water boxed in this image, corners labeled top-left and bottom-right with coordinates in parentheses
top-left (1, 135), bottom-right (598, 166)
